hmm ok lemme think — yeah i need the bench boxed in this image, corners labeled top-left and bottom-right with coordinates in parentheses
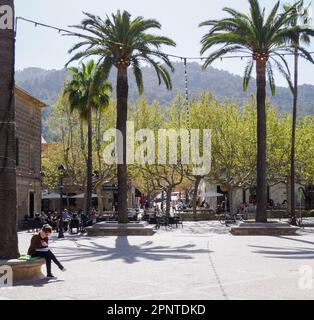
top-left (0, 257), bottom-right (45, 283)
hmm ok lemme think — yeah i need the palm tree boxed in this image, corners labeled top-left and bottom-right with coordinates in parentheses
top-left (283, 0), bottom-right (313, 216)
top-left (64, 60), bottom-right (112, 218)
top-left (67, 10), bottom-right (176, 223)
top-left (199, 0), bottom-right (314, 222)
top-left (0, 0), bottom-right (19, 259)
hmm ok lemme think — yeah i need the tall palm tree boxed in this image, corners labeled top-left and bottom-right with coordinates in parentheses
top-left (67, 10), bottom-right (176, 223)
top-left (284, 0), bottom-right (313, 216)
top-left (199, 0), bottom-right (314, 222)
top-left (0, 0), bottom-right (19, 259)
top-left (64, 60), bottom-right (111, 218)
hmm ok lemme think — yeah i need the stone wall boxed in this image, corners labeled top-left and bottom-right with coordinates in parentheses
top-left (15, 88), bottom-right (45, 226)
top-left (16, 177), bottom-right (41, 224)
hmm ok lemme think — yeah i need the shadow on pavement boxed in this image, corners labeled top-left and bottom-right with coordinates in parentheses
top-left (56, 236), bottom-right (211, 264)
top-left (249, 242), bottom-right (314, 259)
top-left (14, 278), bottom-right (65, 288)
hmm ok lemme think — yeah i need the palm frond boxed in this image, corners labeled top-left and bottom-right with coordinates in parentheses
top-left (270, 56), bottom-right (294, 94)
top-left (202, 45), bottom-right (245, 69)
top-left (249, 0), bottom-right (264, 33)
top-left (132, 58), bottom-right (144, 95)
top-left (266, 61), bottom-right (276, 96)
top-left (243, 59), bottom-right (254, 91)
top-left (200, 33), bottom-right (250, 55)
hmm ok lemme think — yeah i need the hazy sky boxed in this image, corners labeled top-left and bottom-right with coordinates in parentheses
top-left (15, 0), bottom-right (314, 86)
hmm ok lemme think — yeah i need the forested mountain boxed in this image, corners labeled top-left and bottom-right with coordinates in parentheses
top-left (15, 62), bottom-right (314, 141)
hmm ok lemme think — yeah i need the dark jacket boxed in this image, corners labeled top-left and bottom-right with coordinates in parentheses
top-left (27, 233), bottom-right (49, 256)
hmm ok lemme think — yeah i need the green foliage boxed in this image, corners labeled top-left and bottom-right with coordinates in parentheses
top-left (199, 0), bottom-right (314, 95)
top-left (43, 92), bottom-right (314, 196)
top-left (42, 94), bottom-right (117, 190)
top-left (16, 64), bottom-right (314, 142)
top-left (64, 60), bottom-right (112, 120)
top-left (67, 10), bottom-right (176, 93)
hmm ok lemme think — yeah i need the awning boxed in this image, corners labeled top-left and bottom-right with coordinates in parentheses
top-left (41, 193), bottom-right (68, 199)
top-left (71, 193), bottom-right (98, 199)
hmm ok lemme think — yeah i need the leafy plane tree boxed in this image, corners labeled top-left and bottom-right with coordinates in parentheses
top-left (199, 0), bottom-right (314, 222)
top-left (67, 10), bottom-right (176, 223)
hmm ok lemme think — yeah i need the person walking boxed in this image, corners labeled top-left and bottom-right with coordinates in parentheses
top-left (27, 225), bottom-right (66, 278)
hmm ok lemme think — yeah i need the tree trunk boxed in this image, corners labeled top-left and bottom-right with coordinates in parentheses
top-left (116, 67), bottom-right (128, 224)
top-left (165, 188), bottom-right (172, 218)
top-left (192, 176), bottom-right (202, 221)
top-left (290, 48), bottom-right (298, 216)
top-left (286, 179), bottom-right (292, 214)
top-left (96, 109), bottom-right (102, 173)
top-left (227, 184), bottom-right (235, 215)
top-left (255, 60), bottom-right (267, 223)
top-left (0, 0), bottom-right (20, 259)
top-left (85, 104), bottom-right (93, 217)
top-left (96, 184), bottom-right (103, 215)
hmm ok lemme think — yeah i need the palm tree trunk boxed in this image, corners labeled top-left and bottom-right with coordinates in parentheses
top-left (255, 60), bottom-right (267, 223)
top-left (96, 109), bottom-right (102, 173)
top-left (0, 0), bottom-right (20, 259)
top-left (290, 48), bottom-right (299, 217)
top-left (116, 67), bottom-right (128, 224)
top-left (85, 105), bottom-right (93, 218)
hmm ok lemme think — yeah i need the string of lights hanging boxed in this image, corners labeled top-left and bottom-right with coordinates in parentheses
top-left (15, 16), bottom-right (314, 135)
top-left (183, 58), bottom-right (191, 138)
top-left (17, 17), bottom-right (313, 61)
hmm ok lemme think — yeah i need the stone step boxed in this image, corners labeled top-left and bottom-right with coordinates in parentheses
top-left (231, 222), bottom-right (299, 236)
top-left (86, 222), bottom-right (156, 236)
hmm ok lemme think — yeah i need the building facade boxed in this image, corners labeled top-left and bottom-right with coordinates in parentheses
top-left (200, 179), bottom-right (314, 213)
top-left (15, 87), bottom-right (46, 226)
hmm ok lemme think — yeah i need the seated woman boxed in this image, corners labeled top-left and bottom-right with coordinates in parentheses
top-left (27, 224), bottom-right (66, 278)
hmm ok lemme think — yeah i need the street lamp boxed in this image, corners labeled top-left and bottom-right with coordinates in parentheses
top-left (58, 164), bottom-right (66, 239)
top-left (297, 161), bottom-right (303, 224)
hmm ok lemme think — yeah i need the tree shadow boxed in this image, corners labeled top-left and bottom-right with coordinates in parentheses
top-left (249, 242), bottom-right (314, 260)
top-left (55, 236), bottom-right (210, 264)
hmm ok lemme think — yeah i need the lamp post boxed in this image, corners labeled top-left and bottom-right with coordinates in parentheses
top-left (297, 161), bottom-right (303, 225)
top-left (58, 164), bottom-right (66, 239)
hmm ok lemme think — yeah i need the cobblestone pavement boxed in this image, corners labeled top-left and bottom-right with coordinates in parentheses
top-left (1, 221), bottom-right (314, 300)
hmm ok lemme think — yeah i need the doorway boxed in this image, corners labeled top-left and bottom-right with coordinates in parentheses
top-left (29, 192), bottom-right (35, 218)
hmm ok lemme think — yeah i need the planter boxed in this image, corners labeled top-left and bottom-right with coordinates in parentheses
top-left (0, 258), bottom-right (45, 283)
top-left (231, 221), bottom-right (299, 236)
top-left (86, 221), bottom-right (156, 236)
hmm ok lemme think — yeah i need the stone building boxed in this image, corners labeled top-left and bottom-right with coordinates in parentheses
top-left (15, 87), bottom-right (46, 225)
top-left (199, 179), bottom-right (314, 213)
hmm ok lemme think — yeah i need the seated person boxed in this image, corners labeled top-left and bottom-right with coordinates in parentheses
top-left (27, 225), bottom-right (66, 278)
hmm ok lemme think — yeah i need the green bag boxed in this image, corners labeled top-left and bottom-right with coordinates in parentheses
top-left (18, 255), bottom-right (40, 261)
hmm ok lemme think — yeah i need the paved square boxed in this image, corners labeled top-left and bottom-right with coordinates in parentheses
top-left (1, 222), bottom-right (314, 300)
